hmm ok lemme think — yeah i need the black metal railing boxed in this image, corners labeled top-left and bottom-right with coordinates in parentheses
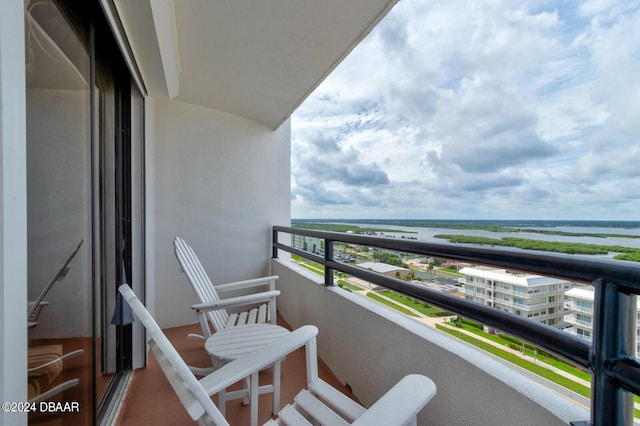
top-left (273, 225), bottom-right (640, 426)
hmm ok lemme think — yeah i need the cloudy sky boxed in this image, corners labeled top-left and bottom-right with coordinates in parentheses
top-left (291, 0), bottom-right (640, 220)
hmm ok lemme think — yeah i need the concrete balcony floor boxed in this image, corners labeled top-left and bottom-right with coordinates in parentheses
top-left (116, 316), bottom-right (357, 425)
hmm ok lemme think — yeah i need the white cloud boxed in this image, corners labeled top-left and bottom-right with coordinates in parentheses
top-left (291, 0), bottom-right (640, 220)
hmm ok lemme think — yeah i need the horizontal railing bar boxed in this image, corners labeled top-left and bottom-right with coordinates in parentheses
top-left (327, 259), bottom-right (591, 368)
top-left (608, 357), bottom-right (640, 396)
top-left (273, 242), bottom-right (325, 265)
top-left (274, 226), bottom-right (640, 292)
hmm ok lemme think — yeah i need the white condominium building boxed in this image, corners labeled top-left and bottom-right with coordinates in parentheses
top-left (460, 266), bottom-right (574, 329)
top-left (291, 234), bottom-right (324, 255)
top-left (564, 285), bottom-right (640, 357)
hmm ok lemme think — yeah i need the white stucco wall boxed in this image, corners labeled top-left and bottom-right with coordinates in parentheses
top-left (146, 98), bottom-right (290, 327)
top-left (272, 259), bottom-right (590, 426)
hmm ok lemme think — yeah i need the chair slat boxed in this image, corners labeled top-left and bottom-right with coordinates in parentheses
top-left (293, 389), bottom-right (349, 426)
top-left (237, 311), bottom-right (248, 325)
top-left (308, 379), bottom-right (366, 421)
top-left (226, 313), bottom-right (238, 328)
top-left (257, 304), bottom-right (268, 323)
top-left (247, 308), bottom-right (258, 324)
top-left (275, 404), bottom-right (313, 426)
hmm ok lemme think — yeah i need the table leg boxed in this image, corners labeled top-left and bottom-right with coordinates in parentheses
top-left (243, 377), bottom-right (251, 405)
top-left (273, 359), bottom-right (281, 414)
top-left (250, 371), bottom-right (259, 426)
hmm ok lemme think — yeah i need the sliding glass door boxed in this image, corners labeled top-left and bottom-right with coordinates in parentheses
top-left (25, 0), bottom-right (144, 423)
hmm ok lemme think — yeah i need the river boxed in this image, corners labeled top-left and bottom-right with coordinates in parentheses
top-left (329, 221), bottom-right (640, 257)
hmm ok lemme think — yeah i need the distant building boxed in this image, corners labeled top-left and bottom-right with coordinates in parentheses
top-left (291, 234), bottom-right (323, 255)
top-left (564, 285), bottom-right (640, 357)
top-left (460, 266), bottom-right (573, 330)
top-left (358, 262), bottom-right (411, 279)
top-left (441, 261), bottom-right (470, 270)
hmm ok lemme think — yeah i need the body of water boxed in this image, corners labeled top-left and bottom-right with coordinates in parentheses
top-left (319, 220), bottom-right (640, 256)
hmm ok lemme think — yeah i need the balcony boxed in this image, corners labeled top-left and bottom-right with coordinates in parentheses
top-left (565, 300), bottom-right (595, 314)
top-left (268, 226), bottom-right (640, 425)
top-left (565, 313), bottom-right (595, 328)
top-left (114, 225), bottom-right (640, 425)
top-left (116, 259), bottom-right (587, 424)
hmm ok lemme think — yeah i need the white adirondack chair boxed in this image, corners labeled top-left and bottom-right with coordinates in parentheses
top-left (119, 284), bottom-right (437, 426)
top-left (174, 236), bottom-right (284, 412)
top-left (174, 237), bottom-right (280, 343)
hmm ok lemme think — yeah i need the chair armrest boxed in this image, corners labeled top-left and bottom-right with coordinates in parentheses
top-left (28, 349), bottom-right (84, 374)
top-left (352, 374), bottom-right (436, 426)
top-left (191, 290), bottom-right (280, 312)
top-left (215, 275), bottom-right (279, 293)
top-left (29, 378), bottom-right (80, 403)
top-left (199, 325), bottom-right (317, 395)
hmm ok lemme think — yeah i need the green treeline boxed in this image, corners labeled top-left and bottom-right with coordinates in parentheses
top-left (435, 234), bottom-right (640, 261)
top-left (372, 252), bottom-right (407, 267)
top-left (515, 229), bottom-right (640, 239)
top-left (293, 219), bottom-right (640, 239)
top-left (292, 222), bottom-right (416, 234)
top-left (616, 252), bottom-right (640, 262)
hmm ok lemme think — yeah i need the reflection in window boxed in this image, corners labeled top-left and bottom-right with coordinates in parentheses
top-left (26, 0), bottom-right (92, 423)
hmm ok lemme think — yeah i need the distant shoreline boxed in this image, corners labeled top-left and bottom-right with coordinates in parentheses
top-left (292, 218), bottom-right (640, 229)
top-left (291, 219), bottom-right (640, 262)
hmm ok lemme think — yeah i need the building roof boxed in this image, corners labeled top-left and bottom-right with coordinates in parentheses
top-left (459, 266), bottom-right (570, 287)
top-left (565, 285), bottom-right (640, 308)
top-left (113, 0), bottom-right (400, 129)
top-left (358, 262), bottom-right (409, 274)
top-left (565, 286), bottom-right (595, 300)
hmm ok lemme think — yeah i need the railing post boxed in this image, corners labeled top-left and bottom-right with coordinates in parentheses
top-left (591, 279), bottom-right (634, 426)
top-left (272, 228), bottom-right (279, 258)
top-left (324, 239), bottom-right (334, 286)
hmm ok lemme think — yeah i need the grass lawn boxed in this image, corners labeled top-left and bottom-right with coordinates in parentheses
top-left (297, 262), bottom-right (323, 275)
top-left (454, 322), bottom-right (591, 382)
top-left (378, 290), bottom-right (452, 317)
top-left (436, 324), bottom-right (591, 397)
top-left (337, 280), bottom-right (364, 291)
top-left (367, 293), bottom-right (419, 317)
top-left (438, 323), bottom-right (640, 418)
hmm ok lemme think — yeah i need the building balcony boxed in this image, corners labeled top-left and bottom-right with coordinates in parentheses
top-left (565, 314), bottom-right (595, 328)
top-left (490, 299), bottom-right (564, 314)
top-left (463, 283), bottom-right (569, 299)
top-left (565, 301), bottom-right (595, 314)
top-left (115, 226), bottom-right (640, 424)
top-left (116, 259), bottom-right (589, 425)
top-left (565, 327), bottom-right (593, 342)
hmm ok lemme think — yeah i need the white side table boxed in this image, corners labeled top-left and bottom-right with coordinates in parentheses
top-left (205, 323), bottom-right (290, 425)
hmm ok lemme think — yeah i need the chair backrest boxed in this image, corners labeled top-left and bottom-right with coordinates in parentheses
top-left (174, 237), bottom-right (230, 332)
top-left (28, 239), bottom-right (84, 320)
top-left (118, 284), bottom-right (230, 426)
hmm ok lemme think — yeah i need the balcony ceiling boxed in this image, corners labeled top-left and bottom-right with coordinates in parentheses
top-left (114, 0), bottom-right (399, 129)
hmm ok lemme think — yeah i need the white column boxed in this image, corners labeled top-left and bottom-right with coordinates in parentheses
top-left (0, 0), bottom-right (28, 423)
